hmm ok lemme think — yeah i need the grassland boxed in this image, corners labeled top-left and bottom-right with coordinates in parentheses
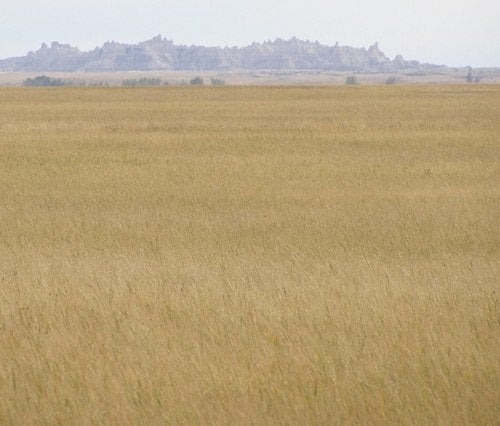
top-left (0, 86), bottom-right (499, 425)
top-left (2, 69), bottom-right (500, 87)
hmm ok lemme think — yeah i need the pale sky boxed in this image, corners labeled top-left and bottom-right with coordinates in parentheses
top-left (1, 0), bottom-right (498, 67)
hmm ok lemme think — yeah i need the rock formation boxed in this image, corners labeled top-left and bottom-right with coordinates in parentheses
top-left (0, 36), bottom-right (442, 72)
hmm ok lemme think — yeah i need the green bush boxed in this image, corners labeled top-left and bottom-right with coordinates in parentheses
top-left (210, 78), bottom-right (226, 86)
top-left (23, 75), bottom-right (65, 87)
top-left (345, 75), bottom-right (359, 85)
top-left (190, 77), bottom-right (204, 85)
top-left (122, 78), bottom-right (162, 86)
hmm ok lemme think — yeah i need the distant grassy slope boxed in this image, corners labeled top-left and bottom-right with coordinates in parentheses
top-left (0, 86), bottom-right (499, 424)
top-left (1, 69), bottom-right (500, 86)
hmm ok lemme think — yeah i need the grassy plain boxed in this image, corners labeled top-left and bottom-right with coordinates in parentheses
top-left (0, 86), bottom-right (499, 424)
top-left (2, 69), bottom-right (500, 87)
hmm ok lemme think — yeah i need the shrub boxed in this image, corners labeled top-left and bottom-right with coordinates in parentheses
top-left (190, 77), bottom-right (204, 85)
top-left (466, 68), bottom-right (473, 83)
top-left (345, 75), bottom-right (359, 85)
top-left (23, 75), bottom-right (65, 87)
top-left (210, 78), bottom-right (226, 86)
top-left (385, 76), bottom-right (398, 85)
top-left (122, 78), bottom-right (161, 86)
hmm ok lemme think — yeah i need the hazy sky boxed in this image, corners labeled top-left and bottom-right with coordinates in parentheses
top-left (1, 0), bottom-right (498, 67)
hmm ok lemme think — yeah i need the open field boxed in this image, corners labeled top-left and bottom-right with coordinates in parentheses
top-left (0, 86), bottom-right (499, 424)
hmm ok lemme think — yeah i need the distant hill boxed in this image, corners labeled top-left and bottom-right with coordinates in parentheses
top-left (0, 36), bottom-right (445, 73)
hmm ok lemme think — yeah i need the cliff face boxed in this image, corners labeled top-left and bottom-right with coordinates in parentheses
top-left (0, 36), bottom-right (441, 72)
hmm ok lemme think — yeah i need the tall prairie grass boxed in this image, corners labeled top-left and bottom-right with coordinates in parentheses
top-left (0, 86), bottom-right (499, 424)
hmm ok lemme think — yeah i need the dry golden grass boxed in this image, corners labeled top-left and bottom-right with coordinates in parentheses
top-left (0, 86), bottom-right (499, 425)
